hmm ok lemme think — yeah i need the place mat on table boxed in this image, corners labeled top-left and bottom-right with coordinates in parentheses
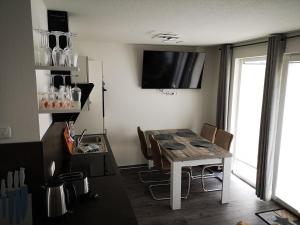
top-left (154, 134), bottom-right (174, 140)
top-left (162, 142), bottom-right (186, 150)
top-left (190, 140), bottom-right (213, 148)
top-left (175, 131), bottom-right (196, 137)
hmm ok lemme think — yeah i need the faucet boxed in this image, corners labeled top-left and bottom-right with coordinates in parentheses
top-left (77, 129), bottom-right (87, 147)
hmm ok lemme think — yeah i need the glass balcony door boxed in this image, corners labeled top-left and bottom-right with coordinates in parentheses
top-left (273, 54), bottom-right (300, 214)
top-left (231, 57), bottom-right (266, 186)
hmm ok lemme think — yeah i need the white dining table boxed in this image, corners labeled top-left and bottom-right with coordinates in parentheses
top-left (145, 129), bottom-right (232, 210)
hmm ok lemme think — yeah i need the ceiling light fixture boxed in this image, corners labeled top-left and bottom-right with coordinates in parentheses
top-left (151, 32), bottom-right (183, 43)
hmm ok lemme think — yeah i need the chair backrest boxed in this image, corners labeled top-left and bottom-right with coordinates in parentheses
top-left (200, 123), bottom-right (217, 142)
top-left (149, 135), bottom-right (164, 170)
top-left (214, 129), bottom-right (233, 151)
top-left (137, 127), bottom-right (151, 160)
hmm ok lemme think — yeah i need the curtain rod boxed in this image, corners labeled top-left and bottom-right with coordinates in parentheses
top-left (285, 34), bottom-right (300, 40)
top-left (218, 34), bottom-right (300, 50)
top-left (231, 41), bottom-right (268, 49)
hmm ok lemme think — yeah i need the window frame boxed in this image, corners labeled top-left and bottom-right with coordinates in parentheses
top-left (272, 53), bottom-right (300, 216)
top-left (230, 56), bottom-right (267, 187)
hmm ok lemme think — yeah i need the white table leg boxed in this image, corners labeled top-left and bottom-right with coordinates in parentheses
top-left (221, 157), bottom-right (232, 204)
top-left (171, 161), bottom-right (182, 210)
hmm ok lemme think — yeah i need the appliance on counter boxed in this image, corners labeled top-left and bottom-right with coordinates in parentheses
top-left (142, 50), bottom-right (206, 89)
top-left (46, 180), bottom-right (68, 218)
top-left (58, 172), bottom-right (89, 197)
top-left (45, 167), bottom-right (89, 218)
top-left (46, 173), bottom-right (88, 218)
top-left (45, 162), bottom-right (68, 218)
top-left (45, 158), bottom-right (103, 219)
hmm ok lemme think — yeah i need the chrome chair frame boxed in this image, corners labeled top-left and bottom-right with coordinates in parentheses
top-left (201, 129), bottom-right (233, 192)
top-left (138, 165), bottom-right (169, 184)
top-left (149, 170), bottom-right (191, 201)
top-left (201, 166), bottom-right (223, 192)
top-left (190, 166), bottom-right (214, 180)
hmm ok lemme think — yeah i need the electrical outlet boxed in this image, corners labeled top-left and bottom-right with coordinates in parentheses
top-left (0, 127), bottom-right (12, 139)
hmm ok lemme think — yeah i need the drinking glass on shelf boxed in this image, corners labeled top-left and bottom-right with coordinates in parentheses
top-left (48, 75), bottom-right (57, 109)
top-left (65, 86), bottom-right (72, 109)
top-left (51, 31), bottom-right (65, 66)
top-left (34, 29), bottom-right (43, 65)
top-left (49, 75), bottom-right (57, 92)
top-left (53, 91), bottom-right (61, 109)
top-left (71, 82), bottom-right (81, 109)
top-left (58, 85), bottom-right (66, 109)
top-left (64, 32), bottom-right (78, 67)
top-left (43, 31), bottom-right (52, 66)
top-left (48, 92), bottom-right (55, 109)
top-left (38, 92), bottom-right (49, 109)
top-left (35, 29), bottom-right (51, 66)
top-left (61, 75), bottom-right (74, 109)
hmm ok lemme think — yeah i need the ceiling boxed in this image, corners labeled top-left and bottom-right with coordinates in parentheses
top-left (44, 0), bottom-right (300, 46)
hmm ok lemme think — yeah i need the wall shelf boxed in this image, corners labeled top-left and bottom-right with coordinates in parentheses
top-left (35, 65), bottom-right (79, 71)
top-left (39, 108), bottom-right (81, 114)
top-left (51, 83), bottom-right (94, 122)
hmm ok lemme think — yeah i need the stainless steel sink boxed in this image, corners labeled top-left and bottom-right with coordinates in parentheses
top-left (79, 135), bottom-right (102, 144)
top-left (74, 134), bottom-right (107, 154)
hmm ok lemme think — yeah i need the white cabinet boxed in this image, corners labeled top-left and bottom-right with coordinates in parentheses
top-left (73, 60), bottom-right (103, 135)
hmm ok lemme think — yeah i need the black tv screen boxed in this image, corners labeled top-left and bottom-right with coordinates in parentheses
top-left (142, 50), bottom-right (205, 89)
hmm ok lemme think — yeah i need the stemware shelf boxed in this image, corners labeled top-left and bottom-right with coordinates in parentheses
top-left (35, 65), bottom-right (79, 71)
top-left (38, 108), bottom-right (81, 114)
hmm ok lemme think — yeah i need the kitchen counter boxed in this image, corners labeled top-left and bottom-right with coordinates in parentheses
top-left (42, 135), bottom-right (138, 225)
top-left (70, 134), bottom-right (115, 177)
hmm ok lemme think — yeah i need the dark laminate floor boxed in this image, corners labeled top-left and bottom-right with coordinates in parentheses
top-left (120, 167), bottom-right (279, 225)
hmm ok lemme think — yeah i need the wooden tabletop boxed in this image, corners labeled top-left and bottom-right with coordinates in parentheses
top-left (145, 129), bottom-right (232, 162)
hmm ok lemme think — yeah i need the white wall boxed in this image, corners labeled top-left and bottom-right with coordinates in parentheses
top-left (0, 0), bottom-right (40, 143)
top-left (73, 41), bottom-right (219, 166)
top-left (286, 36), bottom-right (300, 54)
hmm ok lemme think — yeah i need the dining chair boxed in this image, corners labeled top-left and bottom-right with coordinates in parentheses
top-left (137, 127), bottom-right (161, 183)
top-left (201, 129), bottom-right (233, 192)
top-left (148, 135), bottom-right (191, 200)
top-left (191, 123), bottom-right (217, 179)
top-left (200, 123), bottom-right (217, 142)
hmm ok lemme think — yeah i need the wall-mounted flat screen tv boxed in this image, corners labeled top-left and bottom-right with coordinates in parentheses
top-left (142, 50), bottom-right (206, 89)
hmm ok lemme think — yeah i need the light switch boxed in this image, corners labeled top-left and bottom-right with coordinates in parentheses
top-left (0, 127), bottom-right (12, 139)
